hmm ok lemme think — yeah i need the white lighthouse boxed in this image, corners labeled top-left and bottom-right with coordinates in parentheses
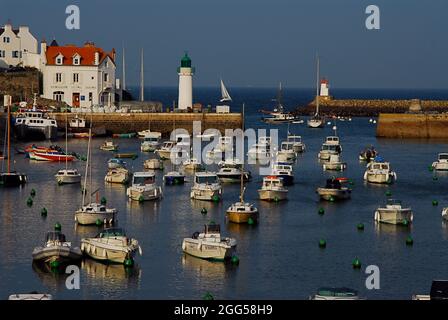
top-left (177, 53), bottom-right (194, 110)
top-left (320, 78), bottom-right (330, 97)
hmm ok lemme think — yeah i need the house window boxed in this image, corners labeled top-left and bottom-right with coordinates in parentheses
top-left (53, 91), bottom-right (64, 101)
top-left (73, 73), bottom-right (79, 83)
top-left (56, 57), bottom-right (63, 65)
top-left (0, 50), bottom-right (5, 58)
top-left (105, 60), bottom-right (108, 67)
top-left (89, 92), bottom-right (93, 102)
top-left (73, 57), bottom-right (80, 65)
top-left (55, 73), bottom-right (63, 83)
top-left (104, 73), bottom-right (109, 82)
top-left (3, 37), bottom-right (10, 43)
top-left (12, 51), bottom-right (20, 58)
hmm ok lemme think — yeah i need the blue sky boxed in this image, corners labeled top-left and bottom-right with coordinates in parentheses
top-left (3, 0), bottom-right (448, 89)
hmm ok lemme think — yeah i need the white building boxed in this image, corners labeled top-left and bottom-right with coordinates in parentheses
top-left (177, 53), bottom-right (194, 110)
top-left (40, 41), bottom-right (117, 108)
top-left (0, 22), bottom-right (38, 68)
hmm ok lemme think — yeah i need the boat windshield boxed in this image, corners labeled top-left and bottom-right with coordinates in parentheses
top-left (287, 136), bottom-right (302, 143)
top-left (196, 175), bottom-right (218, 184)
top-left (144, 137), bottom-right (159, 142)
top-left (133, 175), bottom-right (155, 185)
top-left (439, 154), bottom-right (448, 160)
top-left (322, 144), bottom-right (339, 151)
top-left (372, 163), bottom-right (389, 170)
top-left (387, 199), bottom-right (402, 206)
top-left (281, 143), bottom-right (294, 150)
top-left (46, 231), bottom-right (66, 242)
top-left (205, 224), bottom-right (221, 234)
top-left (316, 287), bottom-right (358, 297)
top-left (99, 228), bottom-right (125, 238)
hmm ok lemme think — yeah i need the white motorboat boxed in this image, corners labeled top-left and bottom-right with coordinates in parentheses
top-left (100, 141), bottom-right (118, 151)
top-left (442, 208), bottom-right (448, 221)
top-left (138, 129), bottom-right (162, 139)
top-left (277, 141), bottom-right (296, 163)
top-left (217, 158), bottom-right (251, 183)
top-left (182, 224), bottom-right (237, 261)
top-left (271, 163), bottom-right (294, 186)
top-left (126, 171), bottom-right (163, 201)
top-left (374, 199), bottom-right (413, 225)
top-left (190, 172), bottom-right (222, 201)
top-left (310, 288), bottom-right (362, 300)
top-left (108, 158), bottom-right (126, 169)
top-left (8, 293), bottom-right (53, 300)
top-left (247, 138), bottom-right (272, 161)
top-left (316, 178), bottom-right (351, 201)
top-left (287, 134), bottom-right (306, 153)
top-left (182, 157), bottom-right (204, 172)
top-left (323, 154), bottom-right (347, 171)
top-left (81, 228), bottom-right (142, 264)
top-left (75, 203), bottom-right (117, 225)
top-left (140, 132), bottom-right (161, 152)
top-left (155, 141), bottom-right (176, 160)
top-left (258, 176), bottom-right (288, 201)
top-left (364, 158), bottom-right (397, 184)
top-left (32, 231), bottom-right (82, 265)
top-left (55, 169), bottom-right (82, 185)
top-left (318, 143), bottom-right (341, 161)
top-left (144, 158), bottom-right (164, 170)
top-left (105, 167), bottom-right (130, 184)
top-left (432, 153), bottom-right (448, 171)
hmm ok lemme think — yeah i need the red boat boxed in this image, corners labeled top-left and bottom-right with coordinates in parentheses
top-left (29, 151), bottom-right (75, 162)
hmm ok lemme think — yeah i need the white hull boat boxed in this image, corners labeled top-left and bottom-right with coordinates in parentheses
top-left (432, 153), bottom-right (448, 171)
top-left (442, 208), bottom-right (448, 221)
top-left (105, 168), bottom-right (130, 184)
top-left (126, 172), bottom-right (163, 201)
top-left (374, 199), bottom-right (413, 225)
top-left (75, 203), bottom-right (117, 225)
top-left (144, 159), bottom-right (164, 170)
top-left (323, 155), bottom-right (347, 171)
top-left (258, 176), bottom-right (288, 201)
top-left (317, 178), bottom-right (351, 201)
top-left (190, 172), bottom-right (222, 201)
top-left (364, 159), bottom-right (397, 184)
top-left (55, 169), bottom-right (81, 184)
top-left (182, 224), bottom-right (236, 261)
top-left (32, 231), bottom-right (82, 265)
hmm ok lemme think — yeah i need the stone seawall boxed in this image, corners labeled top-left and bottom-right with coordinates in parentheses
top-left (376, 113), bottom-right (448, 139)
top-left (296, 98), bottom-right (448, 117)
top-left (0, 69), bottom-right (41, 103)
top-left (52, 112), bottom-right (243, 136)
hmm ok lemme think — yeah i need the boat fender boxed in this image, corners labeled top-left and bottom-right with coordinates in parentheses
top-left (138, 246), bottom-right (143, 256)
top-left (182, 242), bottom-right (186, 251)
top-left (374, 211), bottom-right (379, 222)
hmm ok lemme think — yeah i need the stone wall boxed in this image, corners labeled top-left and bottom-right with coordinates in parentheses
top-left (376, 113), bottom-right (448, 139)
top-left (52, 112), bottom-right (243, 136)
top-left (0, 69), bottom-right (41, 104)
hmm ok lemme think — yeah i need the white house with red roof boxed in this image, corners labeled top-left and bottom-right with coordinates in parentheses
top-left (0, 22), bottom-right (38, 68)
top-left (40, 40), bottom-right (117, 108)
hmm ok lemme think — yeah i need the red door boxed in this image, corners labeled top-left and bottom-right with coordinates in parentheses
top-left (72, 93), bottom-right (80, 107)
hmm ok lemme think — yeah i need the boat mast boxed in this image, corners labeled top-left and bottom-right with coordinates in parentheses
top-left (240, 103), bottom-right (245, 203)
top-left (7, 100), bottom-right (11, 173)
top-left (82, 127), bottom-right (91, 206)
top-left (140, 48), bottom-right (144, 102)
top-left (122, 44), bottom-right (126, 91)
top-left (315, 55), bottom-right (320, 117)
top-left (65, 111), bottom-right (68, 170)
top-left (277, 82), bottom-right (283, 113)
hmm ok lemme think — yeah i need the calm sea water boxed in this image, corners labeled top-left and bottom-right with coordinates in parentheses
top-left (1, 88), bottom-right (448, 300)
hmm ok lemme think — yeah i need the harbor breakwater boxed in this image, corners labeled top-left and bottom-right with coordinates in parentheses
top-left (376, 113), bottom-right (448, 139)
top-left (52, 112), bottom-right (243, 136)
top-left (296, 98), bottom-right (448, 116)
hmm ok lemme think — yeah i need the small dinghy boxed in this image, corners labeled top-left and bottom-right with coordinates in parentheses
top-left (317, 178), bottom-right (351, 201)
top-left (81, 228), bottom-right (142, 264)
top-left (182, 224), bottom-right (237, 261)
top-left (432, 153), bottom-right (448, 171)
top-left (323, 154), bottom-right (347, 171)
top-left (32, 231), bottom-right (82, 266)
top-left (374, 199), bottom-right (413, 225)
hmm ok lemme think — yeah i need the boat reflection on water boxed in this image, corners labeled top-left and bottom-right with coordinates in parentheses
top-left (81, 259), bottom-right (142, 286)
top-left (374, 221), bottom-right (414, 235)
top-left (190, 199), bottom-right (223, 212)
top-left (32, 261), bottom-right (80, 291)
top-left (74, 223), bottom-right (104, 237)
top-left (181, 253), bottom-right (233, 281)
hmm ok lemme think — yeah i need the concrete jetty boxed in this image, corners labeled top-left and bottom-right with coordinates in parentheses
top-left (52, 112), bottom-right (243, 136)
top-left (376, 113), bottom-right (448, 139)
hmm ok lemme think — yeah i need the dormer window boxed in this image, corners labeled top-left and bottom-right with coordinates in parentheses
top-left (73, 53), bottom-right (81, 65)
top-left (55, 53), bottom-right (64, 65)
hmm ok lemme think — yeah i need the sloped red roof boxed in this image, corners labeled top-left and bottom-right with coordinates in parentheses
top-left (45, 44), bottom-right (115, 66)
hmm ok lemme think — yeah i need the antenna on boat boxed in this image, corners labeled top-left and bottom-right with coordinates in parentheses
top-left (240, 103), bottom-right (245, 203)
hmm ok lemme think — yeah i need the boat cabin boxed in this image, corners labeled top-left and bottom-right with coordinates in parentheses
top-left (143, 135), bottom-right (160, 143)
top-left (325, 136), bottom-right (340, 145)
top-left (132, 172), bottom-right (156, 186)
top-left (321, 144), bottom-right (341, 153)
top-left (273, 163), bottom-right (293, 172)
top-left (175, 134), bottom-right (191, 146)
top-left (262, 176), bottom-right (284, 188)
top-left (287, 135), bottom-right (302, 143)
top-left (82, 203), bottom-right (107, 213)
top-left (195, 172), bottom-right (219, 184)
top-left (438, 153), bottom-right (448, 162)
top-left (258, 136), bottom-right (271, 145)
top-left (161, 141), bottom-right (176, 150)
top-left (97, 228), bottom-right (126, 238)
top-left (70, 117), bottom-right (86, 128)
top-left (325, 178), bottom-right (343, 190)
top-left (218, 158), bottom-right (243, 168)
top-left (369, 162), bottom-right (390, 171)
top-left (57, 169), bottom-right (79, 176)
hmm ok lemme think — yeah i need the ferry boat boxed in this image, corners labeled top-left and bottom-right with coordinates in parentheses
top-left (15, 110), bottom-right (58, 141)
top-left (190, 172), bottom-right (222, 201)
top-left (32, 231), bottom-right (82, 266)
top-left (182, 224), bottom-right (237, 261)
top-left (258, 176), bottom-right (288, 201)
top-left (81, 228), bottom-right (142, 264)
top-left (364, 157), bottom-right (397, 184)
top-left (374, 199), bottom-right (413, 225)
top-left (126, 172), bottom-right (163, 201)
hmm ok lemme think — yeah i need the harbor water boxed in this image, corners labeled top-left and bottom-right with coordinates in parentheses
top-left (1, 88), bottom-right (448, 299)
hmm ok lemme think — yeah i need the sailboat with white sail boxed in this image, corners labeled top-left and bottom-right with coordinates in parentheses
top-left (216, 79), bottom-right (232, 113)
top-left (55, 113), bottom-right (81, 184)
top-left (307, 56), bottom-right (325, 128)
